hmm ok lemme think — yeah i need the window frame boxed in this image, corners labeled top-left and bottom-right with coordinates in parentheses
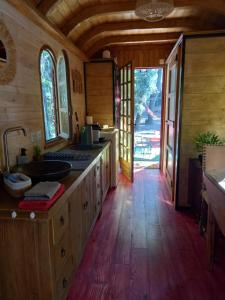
top-left (56, 50), bottom-right (72, 141)
top-left (39, 46), bottom-right (72, 146)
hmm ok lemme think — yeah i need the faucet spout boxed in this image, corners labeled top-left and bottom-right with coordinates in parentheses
top-left (3, 126), bottom-right (27, 173)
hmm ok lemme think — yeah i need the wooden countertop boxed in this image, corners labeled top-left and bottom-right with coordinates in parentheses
top-left (0, 142), bottom-right (110, 220)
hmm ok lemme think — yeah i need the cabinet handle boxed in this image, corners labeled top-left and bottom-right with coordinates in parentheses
top-left (83, 201), bottom-right (88, 210)
top-left (63, 278), bottom-right (68, 289)
top-left (61, 248), bottom-right (66, 258)
top-left (60, 216), bottom-right (65, 226)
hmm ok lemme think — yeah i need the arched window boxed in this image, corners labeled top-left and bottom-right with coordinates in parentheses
top-left (57, 53), bottom-right (70, 139)
top-left (40, 48), bottom-right (71, 143)
top-left (40, 49), bottom-right (58, 141)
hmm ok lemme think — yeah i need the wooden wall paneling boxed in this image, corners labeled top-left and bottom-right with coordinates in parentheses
top-left (107, 44), bottom-right (175, 68)
top-left (85, 60), bottom-right (114, 127)
top-left (0, 1), bottom-right (86, 170)
top-left (177, 35), bottom-right (225, 206)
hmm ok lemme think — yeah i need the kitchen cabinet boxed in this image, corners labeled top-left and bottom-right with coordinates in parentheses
top-left (85, 59), bottom-right (117, 127)
top-left (101, 145), bottom-right (110, 202)
top-left (0, 143), bottom-right (111, 300)
top-left (164, 33), bottom-right (225, 207)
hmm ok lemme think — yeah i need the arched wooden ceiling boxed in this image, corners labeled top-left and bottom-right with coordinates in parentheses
top-left (28, 0), bottom-right (225, 57)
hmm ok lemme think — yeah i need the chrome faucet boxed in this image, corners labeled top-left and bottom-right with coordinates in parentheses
top-left (3, 126), bottom-right (27, 173)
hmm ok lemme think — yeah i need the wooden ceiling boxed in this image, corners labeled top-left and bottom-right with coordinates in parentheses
top-left (27, 0), bottom-right (225, 57)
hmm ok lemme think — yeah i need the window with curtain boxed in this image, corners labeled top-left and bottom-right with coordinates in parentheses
top-left (40, 48), bottom-right (70, 142)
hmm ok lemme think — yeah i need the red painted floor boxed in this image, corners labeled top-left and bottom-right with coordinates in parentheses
top-left (67, 169), bottom-right (225, 300)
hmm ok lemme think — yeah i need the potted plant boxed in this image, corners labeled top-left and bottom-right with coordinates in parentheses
top-left (194, 131), bottom-right (224, 163)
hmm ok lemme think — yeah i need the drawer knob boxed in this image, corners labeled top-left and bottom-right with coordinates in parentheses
top-left (11, 211), bottom-right (17, 219)
top-left (61, 248), bottom-right (66, 258)
top-left (62, 278), bottom-right (68, 289)
top-left (60, 216), bottom-right (65, 226)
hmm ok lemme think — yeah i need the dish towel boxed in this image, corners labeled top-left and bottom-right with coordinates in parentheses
top-left (18, 184), bottom-right (65, 211)
top-left (24, 181), bottom-right (61, 200)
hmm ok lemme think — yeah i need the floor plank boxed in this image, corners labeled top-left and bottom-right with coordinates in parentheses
top-left (67, 169), bottom-right (225, 300)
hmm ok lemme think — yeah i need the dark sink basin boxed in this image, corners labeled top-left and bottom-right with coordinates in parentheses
top-left (70, 144), bottom-right (103, 151)
top-left (21, 160), bottom-right (72, 182)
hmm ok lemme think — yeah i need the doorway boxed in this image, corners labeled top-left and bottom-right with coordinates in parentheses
top-left (133, 68), bottom-right (163, 170)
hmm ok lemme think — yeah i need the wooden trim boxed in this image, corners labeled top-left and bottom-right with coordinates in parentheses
top-left (85, 33), bottom-right (180, 57)
top-left (75, 17), bottom-right (212, 48)
top-left (61, 2), bottom-right (135, 36)
top-left (174, 41), bottom-right (185, 210)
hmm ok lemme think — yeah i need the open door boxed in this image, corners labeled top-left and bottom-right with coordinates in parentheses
top-left (119, 62), bottom-right (134, 182)
top-left (164, 46), bottom-right (181, 203)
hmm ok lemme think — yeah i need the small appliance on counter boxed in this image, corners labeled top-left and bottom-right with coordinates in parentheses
top-left (80, 125), bottom-right (93, 145)
top-left (92, 123), bottom-right (101, 143)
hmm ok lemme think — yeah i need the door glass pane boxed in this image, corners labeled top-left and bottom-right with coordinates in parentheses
top-left (124, 67), bottom-right (127, 82)
top-left (120, 85), bottom-right (123, 100)
top-left (124, 84), bottom-right (127, 100)
top-left (128, 100), bottom-right (131, 115)
top-left (128, 82), bottom-right (131, 99)
top-left (124, 101), bottom-right (127, 116)
top-left (128, 65), bottom-right (131, 81)
top-left (120, 100), bottom-right (123, 115)
top-left (120, 69), bottom-right (123, 84)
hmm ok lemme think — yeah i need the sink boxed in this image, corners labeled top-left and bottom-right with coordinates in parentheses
top-left (70, 144), bottom-right (103, 151)
top-left (21, 160), bottom-right (72, 182)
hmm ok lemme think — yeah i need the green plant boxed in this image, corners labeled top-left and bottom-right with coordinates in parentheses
top-left (194, 131), bottom-right (224, 153)
top-left (33, 145), bottom-right (41, 160)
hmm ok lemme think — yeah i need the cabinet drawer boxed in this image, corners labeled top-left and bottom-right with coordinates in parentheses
top-left (54, 229), bottom-right (70, 280)
top-left (56, 256), bottom-right (73, 300)
top-left (52, 203), bottom-right (69, 244)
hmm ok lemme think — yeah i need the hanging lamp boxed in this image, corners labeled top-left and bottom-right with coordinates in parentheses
top-left (135, 0), bottom-right (174, 22)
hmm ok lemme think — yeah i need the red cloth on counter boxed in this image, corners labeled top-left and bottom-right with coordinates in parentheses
top-left (18, 184), bottom-right (65, 211)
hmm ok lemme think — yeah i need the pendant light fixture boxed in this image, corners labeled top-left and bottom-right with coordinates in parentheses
top-left (135, 0), bottom-right (174, 22)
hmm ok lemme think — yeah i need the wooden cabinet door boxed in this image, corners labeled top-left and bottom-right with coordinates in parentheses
top-left (69, 184), bottom-right (83, 268)
top-left (165, 45), bottom-right (182, 203)
top-left (94, 159), bottom-right (102, 216)
top-left (119, 62), bottom-right (134, 182)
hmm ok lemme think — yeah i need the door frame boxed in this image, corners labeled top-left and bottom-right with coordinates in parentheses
top-left (162, 37), bottom-right (183, 207)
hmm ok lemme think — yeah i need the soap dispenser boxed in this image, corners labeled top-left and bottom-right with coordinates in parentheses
top-left (17, 148), bottom-right (29, 165)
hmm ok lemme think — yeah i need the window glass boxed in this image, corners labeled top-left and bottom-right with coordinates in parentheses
top-left (57, 55), bottom-right (70, 138)
top-left (40, 49), bottom-right (57, 141)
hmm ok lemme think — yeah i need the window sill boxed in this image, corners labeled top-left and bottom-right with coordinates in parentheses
top-left (44, 137), bottom-right (65, 149)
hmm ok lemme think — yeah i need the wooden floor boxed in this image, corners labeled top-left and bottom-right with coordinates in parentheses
top-left (67, 169), bottom-right (225, 300)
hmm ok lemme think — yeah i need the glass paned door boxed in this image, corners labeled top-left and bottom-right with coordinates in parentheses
top-left (119, 62), bottom-right (134, 182)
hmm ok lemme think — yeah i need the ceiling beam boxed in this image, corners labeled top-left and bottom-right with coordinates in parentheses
top-left (86, 32), bottom-right (180, 57)
top-left (6, 0), bottom-right (87, 60)
top-left (62, 1), bottom-right (135, 36)
top-left (62, 0), bottom-right (225, 37)
top-left (75, 17), bottom-right (215, 48)
top-left (37, 0), bottom-right (61, 15)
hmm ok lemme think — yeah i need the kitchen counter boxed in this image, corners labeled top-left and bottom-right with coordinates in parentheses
top-left (0, 141), bottom-right (110, 219)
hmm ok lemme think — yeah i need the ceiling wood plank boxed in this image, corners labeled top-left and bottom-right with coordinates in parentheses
top-left (75, 17), bottom-right (217, 48)
top-left (61, 0), bottom-right (225, 37)
top-left (37, 0), bottom-right (62, 15)
top-left (62, 1), bottom-right (135, 36)
top-left (86, 32), bottom-right (180, 57)
top-left (7, 0), bottom-right (87, 60)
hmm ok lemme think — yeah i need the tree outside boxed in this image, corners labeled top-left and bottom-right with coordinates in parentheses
top-left (134, 68), bottom-right (163, 169)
